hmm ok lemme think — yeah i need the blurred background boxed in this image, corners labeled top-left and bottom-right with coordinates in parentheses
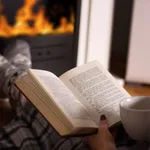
top-left (0, 0), bottom-right (149, 83)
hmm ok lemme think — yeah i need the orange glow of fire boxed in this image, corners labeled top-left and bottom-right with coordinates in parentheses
top-left (0, 0), bottom-right (74, 37)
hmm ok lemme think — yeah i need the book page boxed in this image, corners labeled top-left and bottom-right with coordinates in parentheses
top-left (28, 69), bottom-right (97, 127)
top-left (60, 61), bottom-right (130, 126)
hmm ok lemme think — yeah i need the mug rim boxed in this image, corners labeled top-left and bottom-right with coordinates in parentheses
top-left (120, 96), bottom-right (150, 112)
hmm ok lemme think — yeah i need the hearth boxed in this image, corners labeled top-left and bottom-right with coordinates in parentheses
top-left (26, 34), bottom-right (74, 75)
top-left (0, 0), bottom-right (81, 76)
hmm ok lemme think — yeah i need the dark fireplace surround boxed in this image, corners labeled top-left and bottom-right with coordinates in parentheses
top-left (0, 0), bottom-right (81, 76)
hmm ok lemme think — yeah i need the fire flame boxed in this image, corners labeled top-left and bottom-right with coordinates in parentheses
top-left (0, 0), bottom-right (74, 37)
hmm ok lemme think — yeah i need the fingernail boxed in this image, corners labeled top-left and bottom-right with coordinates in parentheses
top-left (101, 115), bottom-right (106, 120)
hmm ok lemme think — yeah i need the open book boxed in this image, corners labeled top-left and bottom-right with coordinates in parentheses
top-left (15, 60), bottom-right (130, 136)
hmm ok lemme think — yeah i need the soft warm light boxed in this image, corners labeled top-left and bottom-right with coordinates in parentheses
top-left (0, 0), bottom-right (74, 37)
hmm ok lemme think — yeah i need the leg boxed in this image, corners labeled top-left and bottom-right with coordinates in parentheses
top-left (0, 40), bottom-right (90, 149)
top-left (0, 54), bottom-right (22, 109)
top-left (0, 39), bottom-right (31, 105)
top-left (3, 39), bottom-right (32, 70)
top-left (0, 55), bottom-right (40, 149)
top-left (1, 40), bottom-right (31, 109)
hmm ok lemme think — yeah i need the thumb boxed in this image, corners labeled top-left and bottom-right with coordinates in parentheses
top-left (98, 115), bottom-right (109, 132)
top-left (99, 115), bottom-right (115, 142)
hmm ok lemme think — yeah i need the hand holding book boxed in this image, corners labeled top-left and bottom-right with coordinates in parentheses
top-left (88, 115), bottom-right (117, 150)
top-left (15, 60), bottom-right (130, 136)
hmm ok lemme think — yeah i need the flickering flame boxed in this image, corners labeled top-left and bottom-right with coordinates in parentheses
top-left (0, 0), bottom-right (74, 37)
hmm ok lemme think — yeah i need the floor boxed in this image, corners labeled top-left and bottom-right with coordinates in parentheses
top-left (124, 84), bottom-right (150, 96)
top-left (0, 84), bottom-right (150, 127)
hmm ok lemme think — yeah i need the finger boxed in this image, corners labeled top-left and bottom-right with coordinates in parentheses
top-left (99, 115), bottom-right (115, 141)
top-left (98, 115), bottom-right (110, 134)
top-left (99, 115), bottom-right (108, 128)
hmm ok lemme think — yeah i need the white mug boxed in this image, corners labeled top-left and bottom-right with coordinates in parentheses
top-left (120, 96), bottom-right (150, 141)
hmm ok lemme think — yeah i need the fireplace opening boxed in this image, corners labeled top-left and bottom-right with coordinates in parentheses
top-left (0, 0), bottom-right (76, 37)
top-left (0, 0), bottom-right (81, 76)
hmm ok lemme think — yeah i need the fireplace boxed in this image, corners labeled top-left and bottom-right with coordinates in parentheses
top-left (0, 0), bottom-right (81, 76)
